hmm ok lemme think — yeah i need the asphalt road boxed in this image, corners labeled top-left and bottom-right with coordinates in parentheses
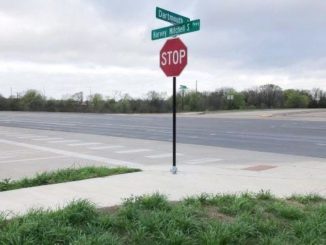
top-left (0, 111), bottom-right (325, 158)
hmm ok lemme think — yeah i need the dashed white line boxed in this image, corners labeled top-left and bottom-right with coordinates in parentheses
top-left (187, 136), bottom-right (199, 139)
top-left (0, 155), bottom-right (14, 159)
top-left (0, 139), bottom-right (142, 168)
top-left (1, 133), bottom-right (20, 136)
top-left (184, 158), bottom-right (222, 165)
top-left (31, 136), bottom-right (53, 140)
top-left (17, 135), bottom-right (40, 139)
top-left (68, 142), bottom-right (102, 147)
top-left (32, 137), bottom-right (64, 141)
top-left (145, 153), bottom-right (184, 159)
top-left (48, 140), bottom-right (80, 143)
top-left (0, 156), bottom-right (67, 164)
top-left (115, 149), bottom-right (152, 154)
top-left (316, 143), bottom-right (326, 146)
top-left (89, 145), bottom-right (124, 150)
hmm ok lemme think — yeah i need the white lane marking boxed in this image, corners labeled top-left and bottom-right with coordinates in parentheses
top-left (147, 137), bottom-right (163, 140)
top-left (0, 139), bottom-right (142, 168)
top-left (1, 133), bottom-right (20, 136)
top-left (0, 156), bottom-right (67, 164)
top-left (32, 137), bottom-right (64, 141)
top-left (17, 135), bottom-right (40, 139)
top-left (115, 149), bottom-right (152, 154)
top-left (209, 133), bottom-right (216, 136)
top-left (187, 136), bottom-right (199, 139)
top-left (39, 122), bottom-right (76, 126)
top-left (48, 140), bottom-right (80, 143)
top-left (30, 136), bottom-right (51, 140)
top-left (0, 120), bottom-right (76, 127)
top-left (145, 153), bottom-right (184, 159)
top-left (184, 158), bottom-right (222, 165)
top-left (0, 149), bottom-right (38, 154)
top-left (0, 155), bottom-right (14, 159)
top-left (68, 142), bottom-right (102, 147)
top-left (316, 143), bottom-right (326, 146)
top-left (88, 145), bottom-right (124, 150)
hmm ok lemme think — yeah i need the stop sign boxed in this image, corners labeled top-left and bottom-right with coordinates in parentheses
top-left (160, 38), bottom-right (187, 77)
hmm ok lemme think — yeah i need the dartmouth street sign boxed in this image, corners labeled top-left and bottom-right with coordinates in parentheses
top-left (156, 7), bottom-right (190, 25)
top-left (152, 19), bottom-right (200, 40)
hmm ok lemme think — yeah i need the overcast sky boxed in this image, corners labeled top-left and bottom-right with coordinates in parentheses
top-left (0, 0), bottom-right (325, 99)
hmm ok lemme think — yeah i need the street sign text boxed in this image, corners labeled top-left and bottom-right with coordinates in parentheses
top-left (161, 49), bottom-right (186, 66)
top-left (160, 38), bottom-right (187, 77)
top-left (156, 7), bottom-right (190, 25)
top-left (152, 19), bottom-right (200, 40)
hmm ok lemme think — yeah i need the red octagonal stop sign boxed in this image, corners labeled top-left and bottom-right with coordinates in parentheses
top-left (160, 38), bottom-right (187, 77)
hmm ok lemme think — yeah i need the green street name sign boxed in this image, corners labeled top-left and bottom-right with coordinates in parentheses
top-left (156, 7), bottom-right (190, 25)
top-left (152, 19), bottom-right (200, 40)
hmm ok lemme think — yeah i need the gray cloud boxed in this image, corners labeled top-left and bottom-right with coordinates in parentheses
top-left (192, 0), bottom-right (326, 68)
top-left (0, 0), bottom-right (325, 98)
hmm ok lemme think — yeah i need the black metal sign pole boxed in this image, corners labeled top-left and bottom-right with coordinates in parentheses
top-left (172, 76), bottom-right (177, 174)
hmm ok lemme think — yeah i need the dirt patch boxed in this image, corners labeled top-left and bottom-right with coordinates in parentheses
top-left (203, 206), bottom-right (234, 222)
top-left (285, 200), bottom-right (306, 209)
top-left (98, 205), bottom-right (120, 214)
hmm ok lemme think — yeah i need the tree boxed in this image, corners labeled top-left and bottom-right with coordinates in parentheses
top-left (20, 90), bottom-right (45, 111)
top-left (89, 93), bottom-right (105, 112)
top-left (0, 95), bottom-right (9, 110)
top-left (310, 88), bottom-right (323, 108)
top-left (71, 92), bottom-right (83, 104)
top-left (228, 93), bottom-right (245, 109)
top-left (146, 91), bottom-right (167, 113)
top-left (115, 94), bottom-right (132, 113)
top-left (182, 91), bottom-right (204, 111)
top-left (258, 84), bottom-right (283, 108)
top-left (284, 90), bottom-right (309, 108)
top-left (243, 87), bottom-right (260, 109)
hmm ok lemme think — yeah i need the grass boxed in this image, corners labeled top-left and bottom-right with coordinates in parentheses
top-left (0, 191), bottom-right (325, 244)
top-left (0, 166), bottom-right (140, 192)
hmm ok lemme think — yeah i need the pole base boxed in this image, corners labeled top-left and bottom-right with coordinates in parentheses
top-left (170, 166), bottom-right (178, 174)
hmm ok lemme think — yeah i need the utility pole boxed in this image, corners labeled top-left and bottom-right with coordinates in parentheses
top-left (195, 80), bottom-right (198, 93)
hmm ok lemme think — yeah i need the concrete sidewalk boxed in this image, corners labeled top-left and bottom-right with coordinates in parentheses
top-left (1, 162), bottom-right (325, 217)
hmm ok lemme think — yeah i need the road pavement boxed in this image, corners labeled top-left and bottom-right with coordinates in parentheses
top-left (2, 125), bottom-right (323, 180)
top-left (0, 110), bottom-right (325, 158)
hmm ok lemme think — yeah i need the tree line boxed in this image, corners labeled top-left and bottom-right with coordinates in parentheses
top-left (0, 84), bottom-right (325, 113)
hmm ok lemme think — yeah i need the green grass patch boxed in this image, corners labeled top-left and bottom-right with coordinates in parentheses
top-left (1, 192), bottom-right (325, 244)
top-left (0, 166), bottom-right (140, 192)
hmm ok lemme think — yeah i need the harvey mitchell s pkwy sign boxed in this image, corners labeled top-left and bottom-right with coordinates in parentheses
top-left (152, 19), bottom-right (200, 41)
top-left (152, 7), bottom-right (200, 41)
top-left (151, 7), bottom-right (200, 174)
